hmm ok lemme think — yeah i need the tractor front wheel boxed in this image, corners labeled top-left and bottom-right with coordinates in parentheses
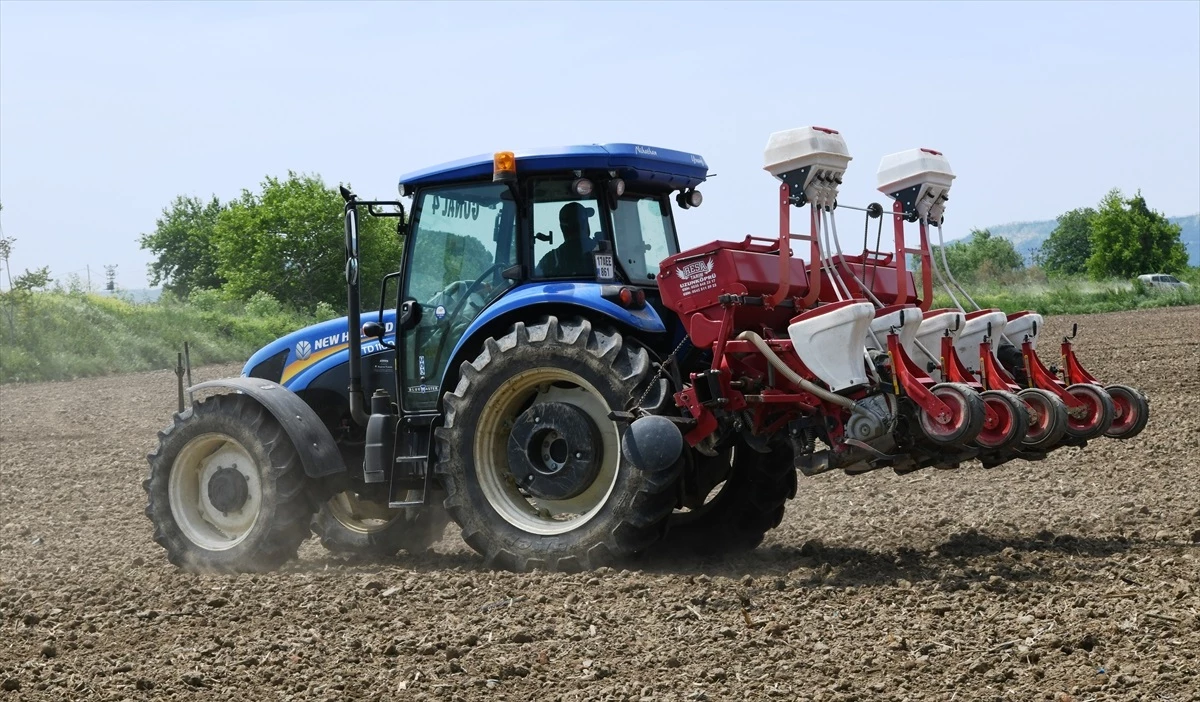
top-left (312, 490), bottom-right (450, 558)
top-left (435, 315), bottom-right (681, 572)
top-left (143, 394), bottom-right (315, 572)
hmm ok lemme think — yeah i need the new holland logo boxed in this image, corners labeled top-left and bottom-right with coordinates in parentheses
top-left (294, 339), bottom-right (312, 361)
top-left (675, 258), bottom-right (715, 281)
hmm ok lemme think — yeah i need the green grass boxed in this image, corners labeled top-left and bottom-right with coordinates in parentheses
top-left (929, 275), bottom-right (1199, 315)
top-left (1, 271), bottom-right (1197, 384)
top-left (0, 291), bottom-right (321, 384)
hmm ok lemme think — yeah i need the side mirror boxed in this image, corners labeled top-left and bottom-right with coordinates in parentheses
top-left (399, 298), bottom-right (422, 331)
top-left (362, 321), bottom-right (385, 339)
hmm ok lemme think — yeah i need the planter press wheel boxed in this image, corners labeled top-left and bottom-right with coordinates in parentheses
top-left (975, 390), bottom-right (1029, 451)
top-left (1017, 388), bottom-right (1069, 451)
top-left (917, 382), bottom-right (985, 446)
top-left (1063, 383), bottom-right (1115, 440)
top-left (1103, 384), bottom-right (1149, 440)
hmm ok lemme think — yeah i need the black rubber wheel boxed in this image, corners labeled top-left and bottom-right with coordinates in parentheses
top-left (917, 382), bottom-right (986, 446)
top-left (975, 390), bottom-right (1029, 451)
top-left (1063, 383), bottom-right (1115, 440)
top-left (312, 490), bottom-right (450, 558)
top-left (143, 393), bottom-right (315, 573)
top-left (661, 444), bottom-right (797, 554)
top-left (1103, 384), bottom-right (1149, 440)
top-left (434, 315), bottom-right (681, 572)
top-left (1017, 388), bottom-right (1069, 451)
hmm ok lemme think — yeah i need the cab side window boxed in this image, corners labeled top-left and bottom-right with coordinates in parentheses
top-left (402, 183), bottom-right (516, 410)
top-left (531, 179), bottom-right (603, 279)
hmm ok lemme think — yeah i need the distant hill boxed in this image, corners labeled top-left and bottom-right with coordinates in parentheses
top-left (977, 214), bottom-right (1200, 267)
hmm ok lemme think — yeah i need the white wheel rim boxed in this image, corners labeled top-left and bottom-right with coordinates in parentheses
top-left (474, 368), bottom-right (619, 536)
top-left (327, 491), bottom-right (405, 535)
top-left (168, 433), bottom-right (263, 550)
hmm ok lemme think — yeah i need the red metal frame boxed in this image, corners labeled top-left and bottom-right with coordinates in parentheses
top-left (767, 184), bottom-right (823, 310)
top-left (886, 331), bottom-right (952, 424)
top-left (1062, 339), bottom-right (1101, 386)
top-left (1021, 340), bottom-right (1086, 411)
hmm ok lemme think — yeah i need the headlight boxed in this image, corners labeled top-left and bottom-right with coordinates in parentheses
top-left (572, 178), bottom-right (594, 197)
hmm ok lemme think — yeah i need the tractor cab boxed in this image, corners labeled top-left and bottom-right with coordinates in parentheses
top-left (390, 144), bottom-right (708, 413)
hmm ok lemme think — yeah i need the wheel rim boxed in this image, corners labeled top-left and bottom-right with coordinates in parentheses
top-left (919, 386), bottom-right (968, 441)
top-left (1022, 393), bottom-right (1052, 442)
top-left (327, 491), bottom-right (404, 535)
top-left (977, 393), bottom-right (1016, 448)
top-left (475, 368), bottom-right (619, 536)
top-left (168, 433), bottom-right (262, 550)
top-left (1105, 386), bottom-right (1143, 437)
top-left (1066, 385), bottom-right (1108, 436)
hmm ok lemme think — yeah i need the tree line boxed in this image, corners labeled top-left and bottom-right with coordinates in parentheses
top-left (927, 187), bottom-right (1188, 284)
top-left (139, 172), bottom-right (402, 312)
top-left (1037, 188), bottom-right (1188, 278)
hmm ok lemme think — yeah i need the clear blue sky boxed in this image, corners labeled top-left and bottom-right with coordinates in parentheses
top-left (1, 0), bottom-right (1197, 289)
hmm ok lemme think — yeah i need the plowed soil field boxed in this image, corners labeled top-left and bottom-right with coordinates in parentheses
top-left (2, 307), bottom-right (1199, 701)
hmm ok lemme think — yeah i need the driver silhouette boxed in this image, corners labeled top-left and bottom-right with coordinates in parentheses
top-left (536, 202), bottom-right (596, 277)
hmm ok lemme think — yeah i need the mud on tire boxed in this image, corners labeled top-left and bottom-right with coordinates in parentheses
top-left (143, 393), bottom-right (315, 573)
top-left (434, 315), bottom-right (681, 572)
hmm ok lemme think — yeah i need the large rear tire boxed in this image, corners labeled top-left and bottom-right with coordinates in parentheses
top-left (661, 444), bottom-right (796, 554)
top-left (312, 490), bottom-right (450, 558)
top-left (144, 393), bottom-right (315, 573)
top-left (434, 316), bottom-right (681, 572)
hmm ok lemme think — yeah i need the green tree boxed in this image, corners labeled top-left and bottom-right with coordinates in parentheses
top-left (1039, 207), bottom-right (1095, 276)
top-left (212, 172), bottom-right (402, 311)
top-left (932, 228), bottom-right (1024, 282)
top-left (139, 195), bottom-right (226, 296)
top-left (12, 266), bottom-right (52, 292)
top-left (1087, 188), bottom-right (1188, 279)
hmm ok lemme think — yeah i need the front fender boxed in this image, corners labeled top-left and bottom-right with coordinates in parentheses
top-left (443, 282), bottom-right (666, 386)
top-left (189, 377), bottom-right (346, 479)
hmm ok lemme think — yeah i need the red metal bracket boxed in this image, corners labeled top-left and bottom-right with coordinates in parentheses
top-left (888, 331), bottom-right (953, 424)
top-left (1062, 340), bottom-right (1100, 386)
top-left (1023, 341), bottom-right (1085, 409)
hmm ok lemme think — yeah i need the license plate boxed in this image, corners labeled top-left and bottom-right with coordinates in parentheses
top-left (594, 253), bottom-right (615, 281)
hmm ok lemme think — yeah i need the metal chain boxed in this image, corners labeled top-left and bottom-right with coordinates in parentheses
top-left (633, 336), bottom-right (691, 413)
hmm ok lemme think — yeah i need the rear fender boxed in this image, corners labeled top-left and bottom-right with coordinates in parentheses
top-left (189, 377), bottom-right (346, 479)
top-left (441, 283), bottom-right (668, 395)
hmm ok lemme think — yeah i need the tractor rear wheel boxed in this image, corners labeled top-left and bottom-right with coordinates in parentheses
top-left (661, 444), bottom-right (796, 554)
top-left (143, 393), bottom-right (315, 572)
top-left (312, 490), bottom-right (450, 558)
top-left (1103, 384), bottom-right (1149, 440)
top-left (435, 315), bottom-right (681, 572)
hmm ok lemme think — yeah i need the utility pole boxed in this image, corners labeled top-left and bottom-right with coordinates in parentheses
top-left (87, 264), bottom-right (92, 292)
top-left (104, 264), bottom-right (118, 293)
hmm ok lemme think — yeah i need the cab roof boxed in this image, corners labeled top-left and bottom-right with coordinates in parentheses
top-left (398, 143), bottom-right (709, 195)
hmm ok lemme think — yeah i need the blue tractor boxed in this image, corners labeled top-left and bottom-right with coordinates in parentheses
top-left (144, 144), bottom-right (796, 572)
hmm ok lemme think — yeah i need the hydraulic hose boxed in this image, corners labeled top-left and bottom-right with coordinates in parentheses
top-left (734, 331), bottom-right (857, 412)
top-left (934, 222), bottom-right (981, 312)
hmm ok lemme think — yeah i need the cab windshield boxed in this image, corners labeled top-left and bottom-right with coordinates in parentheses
top-left (611, 194), bottom-right (677, 283)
